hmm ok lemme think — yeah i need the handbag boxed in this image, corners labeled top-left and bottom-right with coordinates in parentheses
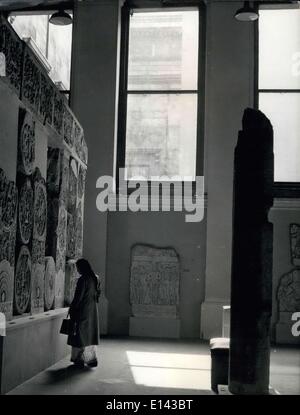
top-left (60, 311), bottom-right (74, 335)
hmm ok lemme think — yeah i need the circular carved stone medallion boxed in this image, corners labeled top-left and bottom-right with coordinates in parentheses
top-left (33, 179), bottom-right (47, 241)
top-left (44, 256), bottom-right (55, 311)
top-left (14, 246), bottom-right (31, 315)
top-left (19, 112), bottom-right (35, 176)
top-left (0, 259), bottom-right (13, 307)
top-left (18, 178), bottom-right (33, 244)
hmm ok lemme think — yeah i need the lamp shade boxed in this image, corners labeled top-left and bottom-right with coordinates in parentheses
top-left (49, 10), bottom-right (73, 26)
top-left (235, 1), bottom-right (258, 22)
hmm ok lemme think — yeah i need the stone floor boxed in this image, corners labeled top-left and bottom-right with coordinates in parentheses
top-left (7, 337), bottom-right (300, 395)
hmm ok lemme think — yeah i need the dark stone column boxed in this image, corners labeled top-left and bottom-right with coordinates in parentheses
top-left (229, 108), bottom-right (274, 395)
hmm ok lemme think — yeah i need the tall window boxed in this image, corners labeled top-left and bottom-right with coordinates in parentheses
top-left (258, 7), bottom-right (300, 187)
top-left (118, 6), bottom-right (204, 184)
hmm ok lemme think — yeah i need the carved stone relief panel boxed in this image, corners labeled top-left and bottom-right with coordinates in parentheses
top-left (54, 268), bottom-right (65, 308)
top-left (277, 269), bottom-right (300, 312)
top-left (53, 90), bottom-right (64, 135)
top-left (14, 245), bottom-right (31, 315)
top-left (0, 168), bottom-right (17, 320)
top-left (66, 213), bottom-right (76, 259)
top-left (39, 71), bottom-right (54, 126)
top-left (18, 110), bottom-right (35, 176)
top-left (290, 224), bottom-right (300, 267)
top-left (63, 104), bottom-right (74, 148)
top-left (0, 259), bottom-right (14, 320)
top-left (22, 49), bottom-right (41, 113)
top-left (17, 178), bottom-right (33, 245)
top-left (130, 245), bottom-right (180, 318)
top-left (78, 165), bottom-right (86, 200)
top-left (44, 256), bottom-right (55, 311)
top-left (33, 168), bottom-right (47, 242)
top-left (75, 202), bottom-right (83, 258)
top-left (64, 260), bottom-right (78, 306)
top-left (31, 262), bottom-right (45, 314)
top-left (0, 18), bottom-right (23, 95)
top-left (68, 158), bottom-right (77, 214)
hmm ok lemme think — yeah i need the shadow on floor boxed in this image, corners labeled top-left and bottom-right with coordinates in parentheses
top-left (45, 364), bottom-right (93, 384)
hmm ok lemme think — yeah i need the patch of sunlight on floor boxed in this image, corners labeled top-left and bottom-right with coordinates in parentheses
top-left (126, 351), bottom-right (211, 390)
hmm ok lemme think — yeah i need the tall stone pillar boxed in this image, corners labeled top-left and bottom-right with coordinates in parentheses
top-left (229, 108), bottom-right (274, 395)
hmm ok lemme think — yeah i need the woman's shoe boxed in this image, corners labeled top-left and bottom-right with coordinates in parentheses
top-left (73, 360), bottom-right (85, 369)
top-left (87, 359), bottom-right (98, 368)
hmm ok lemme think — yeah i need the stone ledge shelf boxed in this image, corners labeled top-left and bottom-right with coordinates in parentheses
top-left (0, 308), bottom-right (70, 394)
top-left (5, 308), bottom-right (69, 332)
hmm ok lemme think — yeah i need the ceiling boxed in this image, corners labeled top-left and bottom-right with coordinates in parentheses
top-left (0, 0), bottom-right (73, 11)
top-left (0, 0), bottom-right (297, 12)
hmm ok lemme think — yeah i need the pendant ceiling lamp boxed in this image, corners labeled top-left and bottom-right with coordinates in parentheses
top-left (49, 10), bottom-right (73, 26)
top-left (235, 1), bottom-right (259, 22)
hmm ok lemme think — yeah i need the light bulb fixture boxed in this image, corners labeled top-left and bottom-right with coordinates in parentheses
top-left (49, 10), bottom-right (73, 26)
top-left (234, 1), bottom-right (258, 22)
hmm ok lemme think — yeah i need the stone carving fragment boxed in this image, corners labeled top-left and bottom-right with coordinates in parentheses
top-left (55, 268), bottom-right (65, 308)
top-left (64, 260), bottom-right (78, 306)
top-left (18, 110), bottom-right (35, 176)
top-left (66, 213), bottom-right (76, 259)
top-left (63, 104), bottom-right (74, 148)
top-left (277, 269), bottom-right (300, 312)
top-left (22, 49), bottom-right (41, 112)
top-left (17, 178), bottom-right (33, 245)
top-left (0, 259), bottom-right (14, 320)
top-left (130, 245), bottom-right (180, 318)
top-left (33, 168), bottom-right (47, 242)
top-left (78, 165), bottom-right (86, 200)
top-left (290, 224), bottom-right (300, 267)
top-left (75, 202), bottom-right (83, 258)
top-left (0, 18), bottom-right (23, 94)
top-left (31, 262), bottom-right (45, 314)
top-left (39, 71), bottom-right (54, 125)
top-left (44, 256), bottom-right (55, 311)
top-left (0, 168), bottom-right (18, 232)
top-left (68, 158), bottom-right (77, 214)
top-left (53, 90), bottom-right (64, 135)
top-left (14, 245), bottom-right (31, 315)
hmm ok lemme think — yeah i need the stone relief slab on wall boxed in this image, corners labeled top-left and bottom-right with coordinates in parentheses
top-left (39, 71), bottom-right (54, 126)
top-left (130, 245), bottom-right (180, 318)
top-left (22, 49), bottom-right (41, 113)
top-left (0, 259), bottom-right (14, 320)
top-left (18, 110), bottom-right (35, 176)
top-left (290, 224), bottom-right (300, 267)
top-left (64, 260), bottom-right (78, 306)
top-left (44, 256), bottom-right (55, 311)
top-left (33, 168), bottom-right (47, 242)
top-left (277, 269), bottom-right (300, 313)
top-left (0, 17), bottom-right (23, 95)
top-left (31, 262), bottom-right (45, 314)
top-left (14, 245), bottom-right (31, 315)
top-left (17, 177), bottom-right (33, 245)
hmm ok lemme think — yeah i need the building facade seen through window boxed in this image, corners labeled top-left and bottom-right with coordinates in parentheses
top-left (259, 8), bottom-right (300, 184)
top-left (121, 8), bottom-right (201, 182)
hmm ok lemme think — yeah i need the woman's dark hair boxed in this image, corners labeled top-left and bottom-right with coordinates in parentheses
top-left (76, 258), bottom-right (101, 302)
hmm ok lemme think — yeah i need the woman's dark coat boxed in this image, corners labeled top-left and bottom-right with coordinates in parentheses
top-left (67, 275), bottom-right (100, 348)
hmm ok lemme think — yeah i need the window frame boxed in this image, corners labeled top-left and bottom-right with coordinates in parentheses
top-left (255, 2), bottom-right (300, 198)
top-left (116, 1), bottom-right (206, 194)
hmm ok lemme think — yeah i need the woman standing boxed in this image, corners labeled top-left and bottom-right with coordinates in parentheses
top-left (68, 258), bottom-right (101, 368)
